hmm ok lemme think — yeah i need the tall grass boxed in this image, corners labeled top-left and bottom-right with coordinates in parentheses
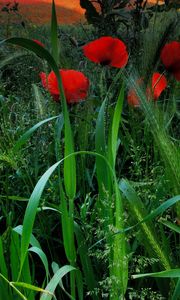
top-left (0, 1), bottom-right (179, 299)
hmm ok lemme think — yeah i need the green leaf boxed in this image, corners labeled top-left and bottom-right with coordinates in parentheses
top-left (40, 265), bottom-right (76, 300)
top-left (120, 179), bottom-right (180, 226)
top-left (0, 273), bottom-right (27, 300)
top-left (172, 278), bottom-right (180, 300)
top-left (12, 116), bottom-right (59, 152)
top-left (95, 99), bottom-right (110, 196)
top-left (52, 262), bottom-right (75, 300)
top-left (32, 84), bottom-right (46, 117)
top-left (119, 179), bottom-right (174, 270)
top-left (108, 84), bottom-right (124, 168)
top-left (132, 269), bottom-right (180, 279)
top-left (60, 183), bottom-right (76, 263)
top-left (159, 219), bottom-right (180, 234)
top-left (29, 247), bottom-right (49, 282)
top-left (1, 38), bottom-right (76, 200)
top-left (74, 222), bottom-right (98, 299)
top-left (13, 225), bottom-right (41, 249)
top-left (19, 160), bottom-right (61, 276)
top-left (51, 0), bottom-right (59, 64)
top-left (12, 282), bottom-right (53, 296)
top-left (0, 237), bottom-right (8, 277)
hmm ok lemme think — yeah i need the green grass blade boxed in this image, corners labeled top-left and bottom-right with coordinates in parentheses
top-left (0, 237), bottom-right (8, 277)
top-left (32, 84), bottom-right (46, 117)
top-left (51, 0), bottom-right (59, 64)
top-left (159, 220), bottom-right (180, 234)
top-left (13, 225), bottom-right (41, 249)
top-left (52, 262), bottom-right (75, 300)
top-left (95, 99), bottom-right (110, 195)
top-left (172, 278), bottom-right (180, 300)
top-left (40, 265), bottom-right (76, 300)
top-left (11, 282), bottom-right (53, 296)
top-left (0, 273), bottom-right (27, 300)
top-left (75, 270), bottom-right (83, 300)
top-left (16, 150), bottom-right (114, 280)
top-left (111, 181), bottom-right (128, 299)
top-left (60, 183), bottom-right (76, 264)
top-left (29, 247), bottom-right (49, 282)
top-left (119, 179), bottom-right (172, 270)
top-left (10, 230), bottom-right (21, 281)
top-left (108, 84), bottom-right (124, 168)
top-left (132, 269), bottom-right (180, 279)
top-left (0, 38), bottom-right (59, 72)
top-left (1, 38), bottom-right (76, 199)
top-left (12, 116), bottom-right (58, 152)
top-left (19, 160), bottom-right (61, 276)
top-left (74, 222), bottom-right (98, 299)
top-left (120, 180), bottom-right (180, 225)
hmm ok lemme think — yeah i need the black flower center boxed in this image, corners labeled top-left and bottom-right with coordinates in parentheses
top-left (100, 59), bottom-right (111, 66)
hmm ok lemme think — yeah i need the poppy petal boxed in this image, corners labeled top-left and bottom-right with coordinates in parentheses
top-left (40, 69), bottom-right (89, 104)
top-left (47, 71), bottom-right (59, 97)
top-left (33, 39), bottom-right (45, 47)
top-left (39, 72), bottom-right (48, 89)
top-left (152, 72), bottom-right (167, 100)
top-left (60, 70), bottom-right (89, 103)
top-left (83, 36), bottom-right (128, 68)
top-left (127, 78), bottom-right (143, 107)
top-left (160, 41), bottom-right (180, 81)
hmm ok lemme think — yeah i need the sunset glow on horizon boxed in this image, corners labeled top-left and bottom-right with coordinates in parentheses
top-left (0, 0), bottom-right (86, 24)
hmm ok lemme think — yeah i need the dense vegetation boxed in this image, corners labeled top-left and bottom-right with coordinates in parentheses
top-left (0, 1), bottom-right (179, 299)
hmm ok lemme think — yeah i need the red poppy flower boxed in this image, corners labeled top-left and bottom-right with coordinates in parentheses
top-left (33, 39), bottom-right (45, 47)
top-left (151, 72), bottom-right (167, 100)
top-left (160, 41), bottom-right (180, 81)
top-left (127, 73), bottom-right (167, 107)
top-left (40, 69), bottom-right (89, 104)
top-left (83, 36), bottom-right (128, 68)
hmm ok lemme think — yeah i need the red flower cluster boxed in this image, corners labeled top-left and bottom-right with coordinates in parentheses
top-left (83, 36), bottom-right (128, 68)
top-left (127, 73), bottom-right (167, 107)
top-left (40, 36), bottom-right (129, 104)
top-left (39, 37), bottom-right (179, 105)
top-left (160, 41), bottom-right (180, 82)
top-left (127, 41), bottom-right (179, 107)
top-left (40, 70), bottom-right (89, 104)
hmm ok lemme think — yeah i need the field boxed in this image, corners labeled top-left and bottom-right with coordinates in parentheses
top-left (0, 1), bottom-right (180, 300)
top-left (0, 0), bottom-right (85, 24)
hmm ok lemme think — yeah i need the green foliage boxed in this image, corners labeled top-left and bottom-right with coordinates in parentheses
top-left (0, 0), bottom-right (179, 299)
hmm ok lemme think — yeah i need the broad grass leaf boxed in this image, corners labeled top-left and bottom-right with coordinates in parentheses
top-left (40, 265), bottom-right (76, 300)
top-left (0, 237), bottom-right (8, 277)
top-left (159, 220), bottom-right (180, 234)
top-left (13, 225), bottom-right (41, 249)
top-left (12, 282), bottom-right (53, 296)
top-left (0, 273), bottom-right (27, 300)
top-left (95, 99), bottom-right (110, 196)
top-left (108, 84), bottom-right (124, 168)
top-left (119, 179), bottom-right (173, 270)
top-left (52, 262), bottom-right (74, 300)
top-left (132, 269), bottom-right (180, 279)
top-left (19, 160), bottom-right (61, 275)
top-left (12, 116), bottom-right (59, 152)
top-left (74, 222), bottom-right (98, 299)
top-left (172, 278), bottom-right (180, 300)
top-left (120, 179), bottom-right (180, 224)
top-left (29, 247), bottom-right (49, 282)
